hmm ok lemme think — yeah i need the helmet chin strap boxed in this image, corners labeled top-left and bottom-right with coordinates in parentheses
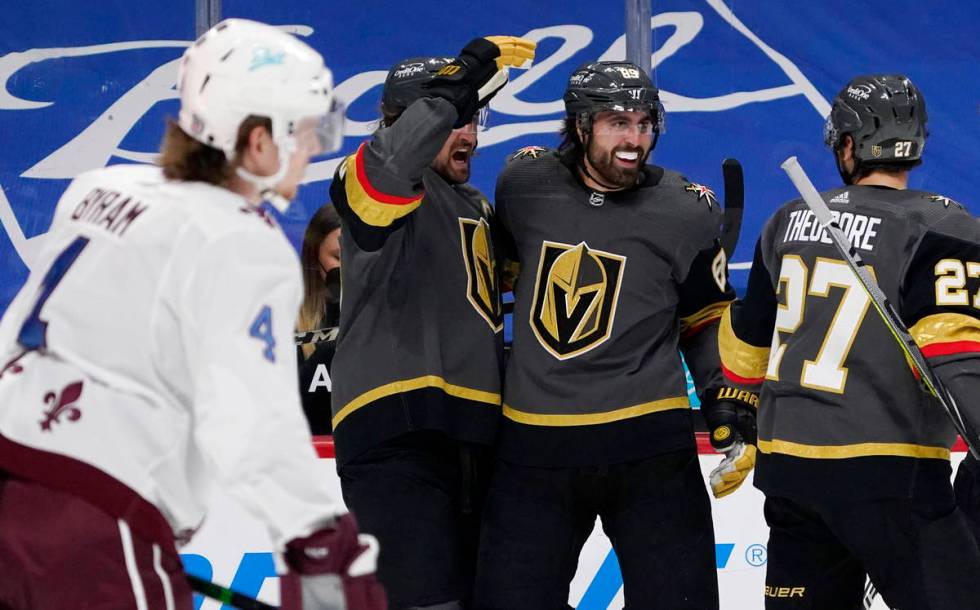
top-left (234, 138), bottom-right (295, 212)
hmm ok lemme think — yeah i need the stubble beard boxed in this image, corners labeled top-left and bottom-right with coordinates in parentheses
top-left (585, 142), bottom-right (649, 189)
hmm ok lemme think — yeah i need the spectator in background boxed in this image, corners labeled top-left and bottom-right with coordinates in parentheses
top-left (297, 204), bottom-right (342, 434)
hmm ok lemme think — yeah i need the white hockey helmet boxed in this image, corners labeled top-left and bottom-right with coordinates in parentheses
top-left (177, 18), bottom-right (344, 160)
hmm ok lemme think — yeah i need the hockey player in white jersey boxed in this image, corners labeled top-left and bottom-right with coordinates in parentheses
top-left (0, 19), bottom-right (386, 610)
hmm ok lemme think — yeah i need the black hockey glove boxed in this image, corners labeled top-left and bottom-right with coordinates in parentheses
top-left (423, 36), bottom-right (535, 128)
top-left (702, 387), bottom-right (758, 499)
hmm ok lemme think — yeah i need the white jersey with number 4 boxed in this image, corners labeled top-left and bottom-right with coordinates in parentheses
top-left (0, 163), bottom-right (342, 548)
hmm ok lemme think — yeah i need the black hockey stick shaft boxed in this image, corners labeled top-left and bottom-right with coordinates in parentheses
top-left (187, 574), bottom-right (279, 610)
top-left (721, 158), bottom-right (744, 257)
top-left (781, 156), bottom-right (979, 460)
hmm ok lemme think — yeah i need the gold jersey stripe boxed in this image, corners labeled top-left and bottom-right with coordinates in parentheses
top-left (344, 147), bottom-right (423, 228)
top-left (680, 300), bottom-right (729, 336)
top-left (718, 304), bottom-right (770, 381)
top-left (333, 375), bottom-right (500, 428)
top-left (910, 312), bottom-right (980, 348)
top-left (758, 438), bottom-right (950, 460)
top-left (503, 396), bottom-right (690, 427)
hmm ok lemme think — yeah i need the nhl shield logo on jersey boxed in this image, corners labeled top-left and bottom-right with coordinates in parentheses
top-left (684, 182), bottom-right (718, 208)
top-left (530, 240), bottom-right (626, 360)
top-left (459, 217), bottom-right (503, 331)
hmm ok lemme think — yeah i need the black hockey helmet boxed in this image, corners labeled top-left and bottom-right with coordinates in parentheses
top-left (381, 56), bottom-right (454, 117)
top-left (823, 74), bottom-right (928, 167)
top-left (563, 61), bottom-right (665, 135)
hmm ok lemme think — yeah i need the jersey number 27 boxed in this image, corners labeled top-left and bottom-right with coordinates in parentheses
top-left (767, 256), bottom-right (873, 394)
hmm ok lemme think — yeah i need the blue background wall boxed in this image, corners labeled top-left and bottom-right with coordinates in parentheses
top-left (2, 0), bottom-right (978, 313)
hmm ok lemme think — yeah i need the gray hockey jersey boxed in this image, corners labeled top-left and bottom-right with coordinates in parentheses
top-left (496, 149), bottom-right (734, 467)
top-left (720, 185), bottom-right (980, 498)
top-left (330, 98), bottom-right (504, 465)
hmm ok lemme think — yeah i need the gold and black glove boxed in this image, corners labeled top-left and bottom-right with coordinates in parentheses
top-left (423, 36), bottom-right (535, 128)
top-left (702, 387), bottom-right (758, 499)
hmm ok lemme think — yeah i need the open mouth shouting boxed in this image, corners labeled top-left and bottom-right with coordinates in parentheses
top-left (450, 146), bottom-right (473, 170)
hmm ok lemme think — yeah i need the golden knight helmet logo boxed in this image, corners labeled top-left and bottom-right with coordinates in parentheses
top-left (459, 217), bottom-right (503, 331)
top-left (531, 240), bottom-right (626, 359)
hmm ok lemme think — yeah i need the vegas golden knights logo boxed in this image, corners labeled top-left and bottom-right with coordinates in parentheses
top-left (530, 240), bottom-right (626, 359)
top-left (459, 217), bottom-right (503, 331)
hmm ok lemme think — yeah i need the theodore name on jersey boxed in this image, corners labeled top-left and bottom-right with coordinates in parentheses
top-left (782, 208), bottom-right (882, 252)
top-left (69, 187), bottom-right (148, 237)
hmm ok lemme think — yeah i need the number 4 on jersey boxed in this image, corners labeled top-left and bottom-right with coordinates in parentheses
top-left (18, 236), bottom-right (90, 350)
top-left (249, 305), bottom-right (276, 363)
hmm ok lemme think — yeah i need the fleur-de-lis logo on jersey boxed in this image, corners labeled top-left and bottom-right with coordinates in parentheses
top-left (39, 380), bottom-right (84, 432)
top-left (530, 241), bottom-right (626, 359)
top-left (459, 217), bottom-right (503, 331)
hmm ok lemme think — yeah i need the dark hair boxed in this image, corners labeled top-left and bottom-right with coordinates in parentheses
top-left (298, 204), bottom-right (342, 356)
top-left (380, 108), bottom-right (402, 129)
top-left (159, 115), bottom-right (272, 185)
top-left (556, 115), bottom-right (593, 168)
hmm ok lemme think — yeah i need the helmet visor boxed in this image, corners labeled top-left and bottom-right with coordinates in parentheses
top-left (584, 99), bottom-right (666, 135)
top-left (590, 110), bottom-right (658, 136)
top-left (294, 97), bottom-right (347, 156)
top-left (458, 106), bottom-right (490, 134)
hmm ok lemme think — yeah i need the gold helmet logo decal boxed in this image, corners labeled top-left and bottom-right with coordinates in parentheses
top-left (459, 217), bottom-right (502, 331)
top-left (531, 240), bottom-right (626, 359)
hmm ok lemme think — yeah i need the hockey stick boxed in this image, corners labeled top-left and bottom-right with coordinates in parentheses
top-left (780, 156), bottom-right (979, 460)
top-left (721, 158), bottom-right (744, 258)
top-left (187, 574), bottom-right (279, 610)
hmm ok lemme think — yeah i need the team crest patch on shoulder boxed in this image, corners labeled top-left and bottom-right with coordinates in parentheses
top-left (478, 198), bottom-right (493, 218)
top-left (925, 194), bottom-right (959, 209)
top-left (684, 182), bottom-right (717, 209)
top-left (510, 145), bottom-right (548, 161)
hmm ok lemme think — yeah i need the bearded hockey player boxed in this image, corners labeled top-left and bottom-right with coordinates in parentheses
top-left (328, 38), bottom-right (535, 609)
top-left (719, 74), bottom-right (980, 609)
top-left (0, 19), bottom-right (385, 610)
top-left (473, 61), bottom-right (747, 610)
